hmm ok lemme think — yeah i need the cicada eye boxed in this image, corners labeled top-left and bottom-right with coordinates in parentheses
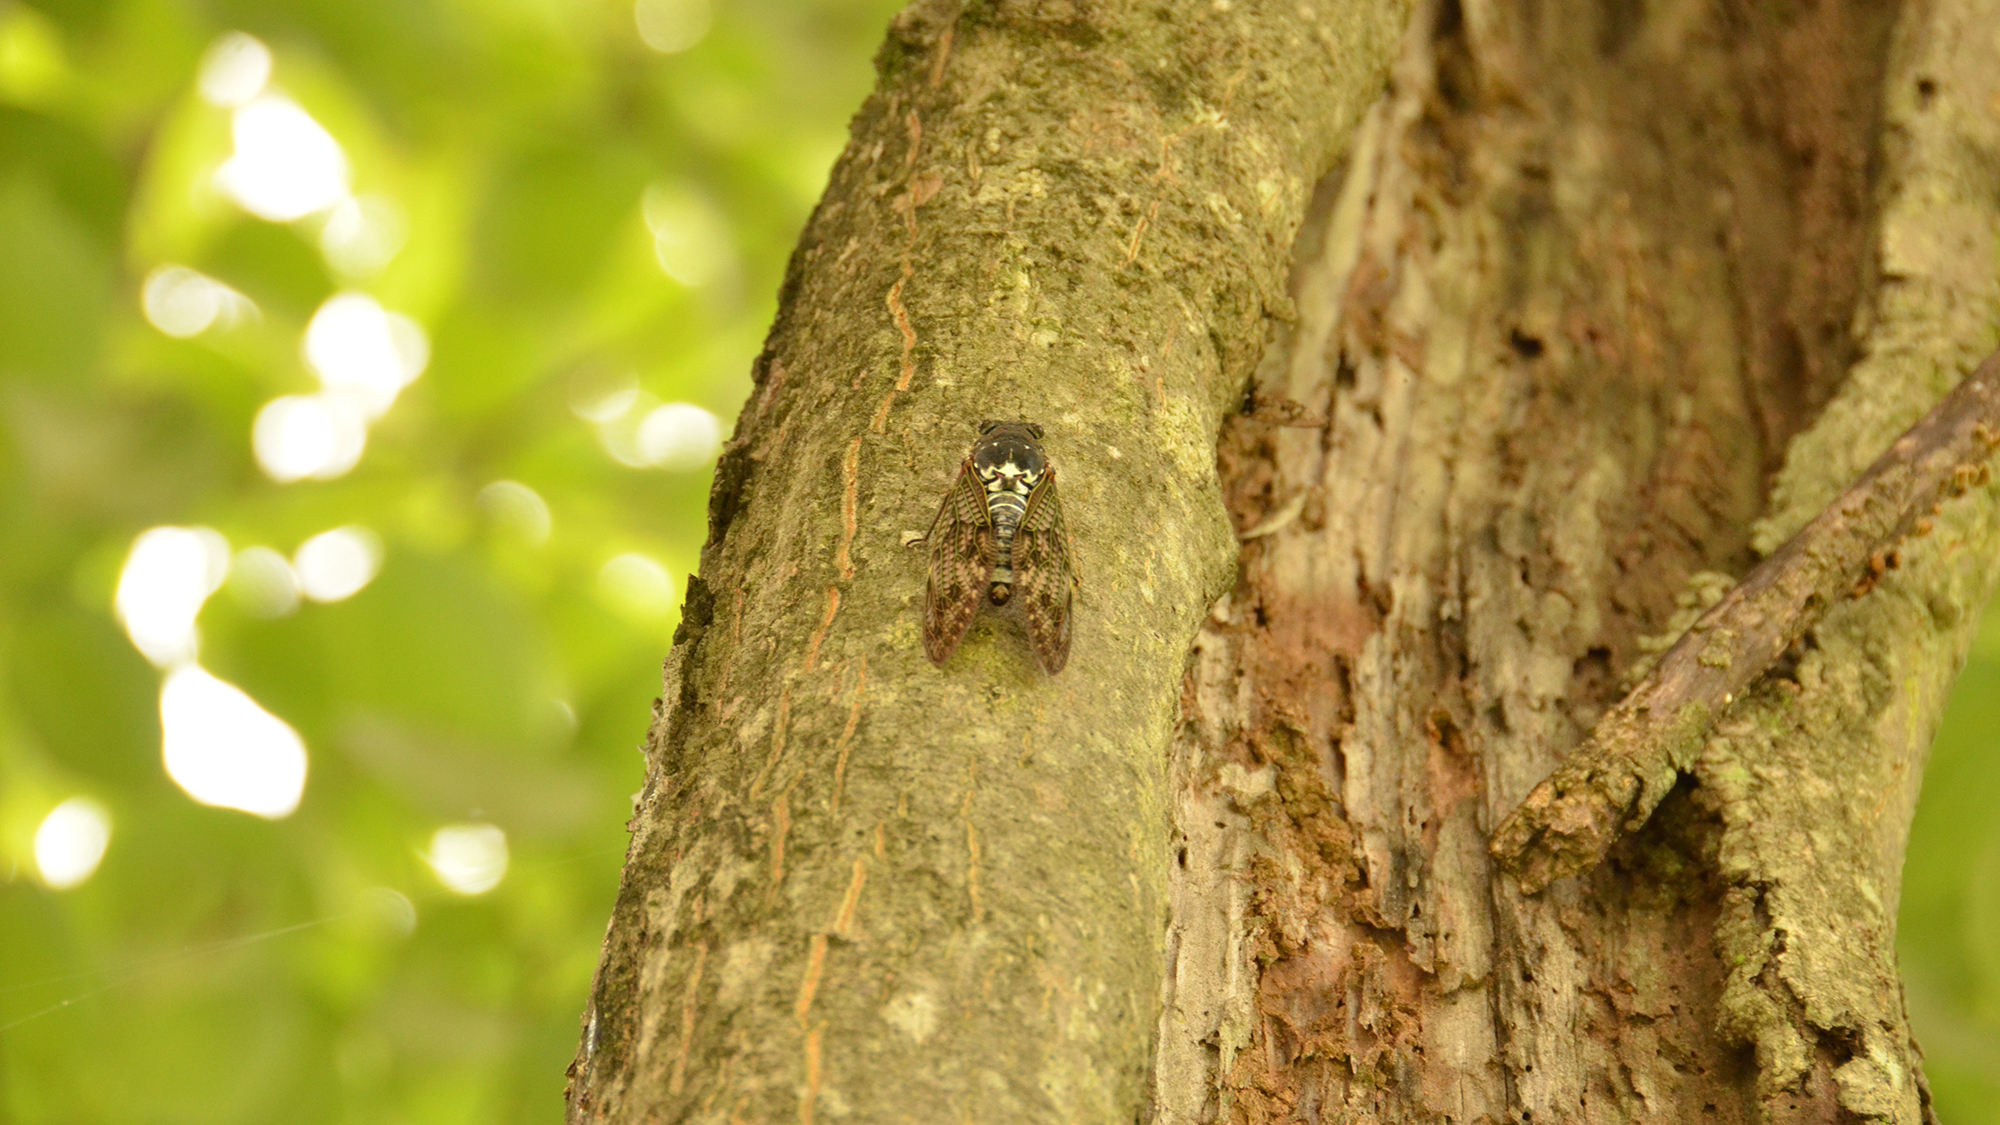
top-left (1027, 423), bottom-right (1044, 439)
top-left (978, 420), bottom-right (1000, 434)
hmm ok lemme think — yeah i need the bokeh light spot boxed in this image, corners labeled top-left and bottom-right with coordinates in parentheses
top-left (303, 293), bottom-right (430, 418)
top-left (215, 95), bottom-right (349, 222)
top-left (196, 32), bottom-right (270, 108)
top-left (477, 480), bottom-right (552, 544)
top-left (597, 553), bottom-right (675, 621)
top-left (293, 526), bottom-right (383, 602)
top-left (252, 393), bottom-right (368, 482)
top-left (226, 546), bottom-right (301, 618)
top-left (33, 797), bottom-right (111, 890)
top-left (319, 194), bottom-right (407, 280)
top-left (592, 390), bottom-right (661, 467)
top-left (365, 886), bottom-right (418, 935)
top-left (635, 402), bottom-right (722, 471)
top-left (141, 265), bottom-right (257, 338)
top-left (634, 0), bottom-right (712, 54)
top-left (568, 367), bottom-right (640, 424)
top-left (115, 526), bottom-right (231, 668)
top-left (160, 666), bottom-right (309, 819)
top-left (642, 182), bottom-right (731, 287)
top-left (425, 824), bottom-right (509, 895)
top-left (0, 6), bottom-right (66, 105)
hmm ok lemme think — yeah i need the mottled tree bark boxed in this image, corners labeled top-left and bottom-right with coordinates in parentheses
top-left (565, 2), bottom-right (1409, 1122)
top-left (570, 0), bottom-right (2000, 1121)
top-left (1159, 0), bottom-right (2000, 1122)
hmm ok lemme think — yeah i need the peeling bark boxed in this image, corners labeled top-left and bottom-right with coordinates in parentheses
top-left (1160, 0), bottom-right (1999, 1121)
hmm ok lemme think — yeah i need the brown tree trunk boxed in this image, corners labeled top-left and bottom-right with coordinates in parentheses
top-left (569, 0), bottom-right (2000, 1122)
top-left (1160, 0), bottom-right (2000, 1121)
top-left (564, 2), bottom-right (1408, 1121)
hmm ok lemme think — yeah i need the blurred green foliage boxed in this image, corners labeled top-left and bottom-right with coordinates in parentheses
top-left (0, 0), bottom-right (1996, 1121)
top-left (0, 0), bottom-right (898, 1119)
top-left (1903, 607), bottom-right (2000, 1116)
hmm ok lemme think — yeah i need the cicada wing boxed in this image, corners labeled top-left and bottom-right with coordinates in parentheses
top-left (922, 458), bottom-right (995, 665)
top-left (1014, 468), bottom-right (1076, 674)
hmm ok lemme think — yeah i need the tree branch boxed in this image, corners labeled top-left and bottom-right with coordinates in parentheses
top-left (1490, 347), bottom-right (2000, 894)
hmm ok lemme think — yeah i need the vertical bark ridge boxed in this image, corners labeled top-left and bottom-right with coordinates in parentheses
top-left (1163, 0), bottom-right (1932, 1119)
top-left (568, 2), bottom-right (1410, 1122)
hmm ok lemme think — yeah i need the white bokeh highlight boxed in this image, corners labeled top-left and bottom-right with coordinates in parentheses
top-left (227, 546), bottom-right (301, 618)
top-left (597, 553), bottom-right (675, 621)
top-left (253, 393), bottom-right (368, 482)
top-left (215, 95), bottom-right (350, 222)
top-left (635, 402), bottom-right (722, 471)
top-left (634, 0), bottom-right (712, 53)
top-left (591, 390), bottom-right (658, 467)
top-left (254, 293), bottom-right (428, 484)
top-left (568, 367), bottom-right (639, 424)
top-left (642, 182), bottom-right (730, 287)
top-left (160, 666), bottom-right (309, 819)
top-left (34, 798), bottom-right (112, 890)
top-left (319, 195), bottom-right (407, 280)
top-left (115, 526), bottom-right (231, 667)
top-left (141, 266), bottom-right (257, 338)
top-left (477, 480), bottom-right (552, 544)
top-left (303, 293), bottom-right (430, 418)
top-left (293, 526), bottom-right (382, 602)
top-left (425, 824), bottom-right (509, 895)
top-left (197, 32), bottom-right (271, 108)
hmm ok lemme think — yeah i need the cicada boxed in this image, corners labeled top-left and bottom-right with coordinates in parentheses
top-left (920, 420), bottom-right (1078, 673)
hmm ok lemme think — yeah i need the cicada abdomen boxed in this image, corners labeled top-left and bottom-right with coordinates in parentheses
top-left (920, 420), bottom-right (1077, 673)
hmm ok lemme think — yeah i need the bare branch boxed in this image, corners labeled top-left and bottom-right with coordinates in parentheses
top-left (1490, 347), bottom-right (2000, 894)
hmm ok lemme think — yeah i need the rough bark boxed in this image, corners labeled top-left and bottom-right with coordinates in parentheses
top-left (564, 2), bottom-right (1409, 1122)
top-left (1160, 1), bottom-right (2000, 1124)
top-left (1492, 347), bottom-right (2000, 897)
top-left (570, 0), bottom-right (2000, 1120)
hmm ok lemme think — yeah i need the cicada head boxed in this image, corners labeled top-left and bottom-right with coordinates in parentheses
top-left (971, 422), bottom-right (1048, 495)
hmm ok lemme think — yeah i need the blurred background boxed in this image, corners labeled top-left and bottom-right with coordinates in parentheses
top-left (0, 0), bottom-right (1993, 1120)
top-left (0, 0), bottom-right (903, 1119)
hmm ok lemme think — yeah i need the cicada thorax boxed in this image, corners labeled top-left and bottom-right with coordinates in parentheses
top-left (972, 426), bottom-right (1045, 605)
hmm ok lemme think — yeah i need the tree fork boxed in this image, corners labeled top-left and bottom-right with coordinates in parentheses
top-left (1492, 347), bottom-right (2000, 896)
top-left (564, 2), bottom-right (1409, 1121)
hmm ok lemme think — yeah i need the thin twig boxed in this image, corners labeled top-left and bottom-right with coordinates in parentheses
top-left (1490, 347), bottom-right (2000, 894)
